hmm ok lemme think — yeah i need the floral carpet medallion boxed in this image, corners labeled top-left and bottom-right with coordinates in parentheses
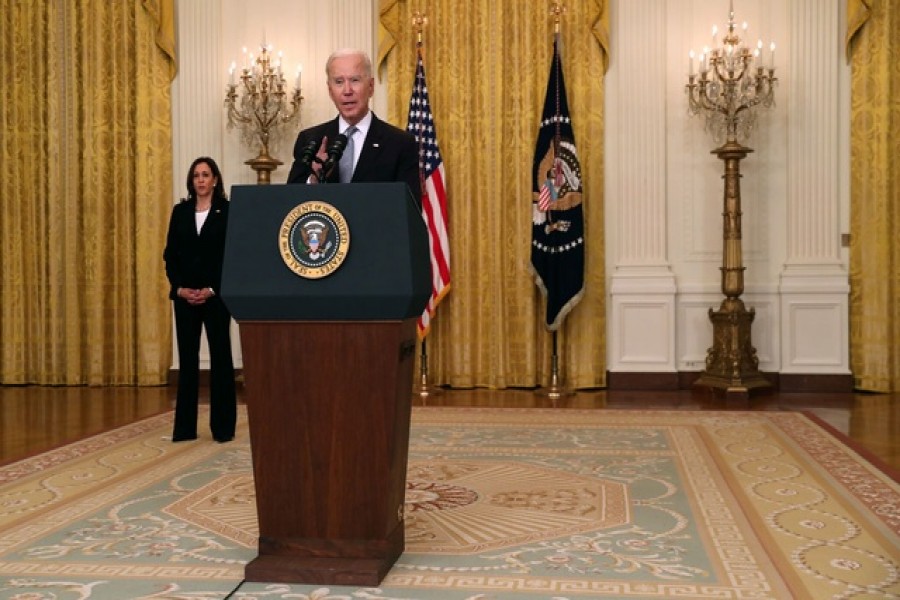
top-left (0, 407), bottom-right (897, 599)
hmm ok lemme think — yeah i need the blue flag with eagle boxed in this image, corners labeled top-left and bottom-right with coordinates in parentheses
top-left (530, 35), bottom-right (585, 331)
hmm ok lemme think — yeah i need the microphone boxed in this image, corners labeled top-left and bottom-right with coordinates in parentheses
top-left (320, 134), bottom-right (348, 181)
top-left (298, 139), bottom-right (319, 169)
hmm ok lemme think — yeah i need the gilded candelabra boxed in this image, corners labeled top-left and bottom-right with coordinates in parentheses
top-left (685, 1), bottom-right (777, 396)
top-left (225, 44), bottom-right (303, 184)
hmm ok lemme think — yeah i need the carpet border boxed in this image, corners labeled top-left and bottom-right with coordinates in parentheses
top-left (799, 409), bottom-right (900, 484)
top-left (0, 410), bottom-right (175, 484)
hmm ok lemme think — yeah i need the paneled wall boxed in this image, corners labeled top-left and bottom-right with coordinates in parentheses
top-left (605, 0), bottom-right (850, 380)
top-left (171, 0), bottom-right (851, 382)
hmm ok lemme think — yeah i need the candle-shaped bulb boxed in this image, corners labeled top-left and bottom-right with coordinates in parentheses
top-left (689, 50), bottom-right (695, 76)
top-left (769, 42), bottom-right (776, 68)
top-left (295, 65), bottom-right (302, 89)
top-left (229, 61), bottom-right (236, 85)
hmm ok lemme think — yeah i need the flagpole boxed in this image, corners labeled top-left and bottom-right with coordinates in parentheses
top-left (541, 331), bottom-right (571, 405)
top-left (535, 0), bottom-right (576, 405)
top-left (416, 338), bottom-right (439, 401)
top-left (409, 11), bottom-right (443, 402)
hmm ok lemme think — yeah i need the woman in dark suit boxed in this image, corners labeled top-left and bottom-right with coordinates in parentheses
top-left (163, 156), bottom-right (236, 443)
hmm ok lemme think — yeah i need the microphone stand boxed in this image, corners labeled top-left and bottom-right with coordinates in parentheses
top-left (318, 135), bottom-right (348, 183)
top-left (310, 159), bottom-right (326, 183)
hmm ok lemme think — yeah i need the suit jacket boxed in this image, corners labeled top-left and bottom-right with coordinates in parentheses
top-left (287, 113), bottom-right (422, 207)
top-left (163, 196), bottom-right (230, 300)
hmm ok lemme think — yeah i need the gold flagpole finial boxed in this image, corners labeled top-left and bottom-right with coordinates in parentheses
top-left (412, 10), bottom-right (429, 46)
top-left (550, 0), bottom-right (565, 34)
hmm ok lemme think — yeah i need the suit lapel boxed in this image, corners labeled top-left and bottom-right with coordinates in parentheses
top-left (354, 117), bottom-right (383, 182)
top-left (198, 198), bottom-right (225, 238)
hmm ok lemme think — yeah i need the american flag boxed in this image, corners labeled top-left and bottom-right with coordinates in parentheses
top-left (407, 49), bottom-right (450, 339)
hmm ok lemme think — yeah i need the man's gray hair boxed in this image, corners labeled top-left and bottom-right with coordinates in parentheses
top-left (326, 48), bottom-right (373, 79)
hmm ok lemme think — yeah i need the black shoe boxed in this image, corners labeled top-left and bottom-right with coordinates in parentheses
top-left (214, 436), bottom-right (234, 443)
top-left (172, 434), bottom-right (198, 442)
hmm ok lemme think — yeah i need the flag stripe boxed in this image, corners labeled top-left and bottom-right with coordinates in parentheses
top-left (425, 168), bottom-right (450, 281)
top-left (407, 50), bottom-right (450, 339)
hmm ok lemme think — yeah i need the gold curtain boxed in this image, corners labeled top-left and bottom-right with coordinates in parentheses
top-left (0, 1), bottom-right (176, 385)
top-left (846, 0), bottom-right (900, 392)
top-left (379, 0), bottom-right (608, 389)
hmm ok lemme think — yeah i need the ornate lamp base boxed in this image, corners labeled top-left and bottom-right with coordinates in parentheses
top-left (695, 298), bottom-right (771, 398)
top-left (245, 153), bottom-right (283, 185)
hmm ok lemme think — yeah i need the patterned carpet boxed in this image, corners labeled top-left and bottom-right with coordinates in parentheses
top-left (0, 407), bottom-right (897, 600)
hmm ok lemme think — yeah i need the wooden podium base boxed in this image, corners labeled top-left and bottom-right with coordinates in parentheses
top-left (246, 555), bottom-right (395, 587)
top-left (238, 319), bottom-right (417, 586)
top-left (245, 525), bottom-right (404, 585)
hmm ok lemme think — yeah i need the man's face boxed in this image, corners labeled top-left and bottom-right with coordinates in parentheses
top-left (327, 54), bottom-right (374, 125)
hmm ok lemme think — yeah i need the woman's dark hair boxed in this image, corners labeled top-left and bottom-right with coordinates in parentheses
top-left (186, 156), bottom-right (227, 200)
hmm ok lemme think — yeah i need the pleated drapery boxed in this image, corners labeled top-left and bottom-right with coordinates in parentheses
top-left (0, 1), bottom-right (176, 384)
top-left (379, 0), bottom-right (609, 389)
top-left (846, 0), bottom-right (900, 392)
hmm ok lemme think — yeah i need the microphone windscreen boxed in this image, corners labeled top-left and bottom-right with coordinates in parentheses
top-left (329, 134), bottom-right (348, 155)
top-left (300, 139), bottom-right (319, 166)
top-left (321, 133), bottom-right (351, 180)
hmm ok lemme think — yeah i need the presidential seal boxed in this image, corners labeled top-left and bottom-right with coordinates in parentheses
top-left (279, 201), bottom-right (350, 279)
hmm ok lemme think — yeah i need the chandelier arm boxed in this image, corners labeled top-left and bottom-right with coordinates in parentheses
top-left (226, 104), bottom-right (253, 127)
top-left (224, 43), bottom-right (304, 182)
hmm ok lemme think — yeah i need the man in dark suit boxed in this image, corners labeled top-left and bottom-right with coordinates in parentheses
top-left (287, 48), bottom-right (421, 207)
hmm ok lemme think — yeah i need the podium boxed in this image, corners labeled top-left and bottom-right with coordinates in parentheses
top-left (221, 183), bottom-right (429, 585)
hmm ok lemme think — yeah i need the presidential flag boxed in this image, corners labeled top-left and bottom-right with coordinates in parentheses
top-left (530, 35), bottom-right (585, 331)
top-left (407, 49), bottom-right (450, 339)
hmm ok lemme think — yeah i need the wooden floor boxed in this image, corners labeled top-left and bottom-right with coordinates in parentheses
top-left (1, 383), bottom-right (898, 471)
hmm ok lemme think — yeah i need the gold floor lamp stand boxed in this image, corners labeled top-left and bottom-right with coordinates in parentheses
top-left (244, 149), bottom-right (282, 186)
top-left (694, 141), bottom-right (771, 400)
